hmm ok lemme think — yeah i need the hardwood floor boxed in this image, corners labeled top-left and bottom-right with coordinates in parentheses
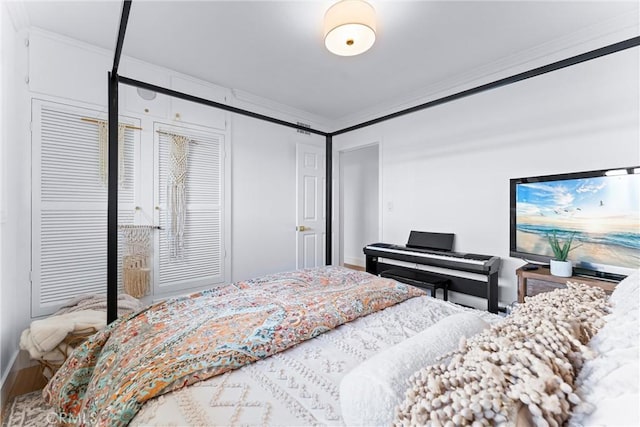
top-left (343, 263), bottom-right (365, 272)
top-left (8, 366), bottom-right (47, 398)
top-left (2, 365), bottom-right (47, 419)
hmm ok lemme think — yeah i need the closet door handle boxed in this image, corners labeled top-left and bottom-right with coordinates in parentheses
top-left (296, 225), bottom-right (309, 232)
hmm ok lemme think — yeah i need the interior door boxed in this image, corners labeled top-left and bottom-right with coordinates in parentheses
top-left (296, 143), bottom-right (326, 269)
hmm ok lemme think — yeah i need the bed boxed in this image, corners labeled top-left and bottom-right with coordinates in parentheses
top-left (42, 266), bottom-right (639, 426)
top-left (42, 266), bottom-right (497, 426)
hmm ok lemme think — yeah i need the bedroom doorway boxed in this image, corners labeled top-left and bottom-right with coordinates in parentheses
top-left (295, 143), bottom-right (326, 269)
top-left (339, 144), bottom-right (380, 270)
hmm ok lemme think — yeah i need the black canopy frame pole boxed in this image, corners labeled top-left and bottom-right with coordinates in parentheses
top-left (117, 76), bottom-right (328, 136)
top-left (325, 135), bottom-right (332, 264)
top-left (107, 0), bottom-right (639, 324)
top-left (107, 71), bottom-right (119, 324)
top-left (107, 0), bottom-right (132, 324)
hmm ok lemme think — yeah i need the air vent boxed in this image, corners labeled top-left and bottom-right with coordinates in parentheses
top-left (296, 122), bottom-right (311, 135)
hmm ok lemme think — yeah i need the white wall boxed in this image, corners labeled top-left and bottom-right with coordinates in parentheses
top-left (1, 3), bottom-right (32, 399)
top-left (334, 47), bottom-right (640, 308)
top-left (0, 1), bottom-right (10, 394)
top-left (340, 145), bottom-right (379, 267)
top-left (231, 115), bottom-right (324, 281)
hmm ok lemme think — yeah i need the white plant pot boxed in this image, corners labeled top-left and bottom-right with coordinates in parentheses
top-left (550, 259), bottom-right (573, 277)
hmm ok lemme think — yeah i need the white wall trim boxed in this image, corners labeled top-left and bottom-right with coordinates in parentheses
top-left (0, 349), bottom-right (34, 409)
top-left (0, 349), bottom-right (18, 408)
top-left (343, 257), bottom-right (364, 268)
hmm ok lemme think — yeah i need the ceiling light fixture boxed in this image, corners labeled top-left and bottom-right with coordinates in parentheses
top-left (324, 0), bottom-right (376, 57)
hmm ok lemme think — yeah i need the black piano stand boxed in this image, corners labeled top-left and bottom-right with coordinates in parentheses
top-left (380, 268), bottom-right (450, 300)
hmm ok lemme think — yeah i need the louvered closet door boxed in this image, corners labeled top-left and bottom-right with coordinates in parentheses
top-left (154, 123), bottom-right (226, 293)
top-left (32, 100), bottom-right (138, 316)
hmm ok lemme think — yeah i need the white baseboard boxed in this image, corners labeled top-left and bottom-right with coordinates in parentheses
top-left (0, 349), bottom-right (20, 410)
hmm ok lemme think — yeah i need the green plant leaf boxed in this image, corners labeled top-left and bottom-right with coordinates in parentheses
top-left (546, 230), bottom-right (580, 261)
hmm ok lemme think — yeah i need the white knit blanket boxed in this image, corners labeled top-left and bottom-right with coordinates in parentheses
top-left (20, 294), bottom-right (143, 363)
top-left (20, 310), bottom-right (105, 359)
top-left (130, 296), bottom-right (499, 426)
top-left (54, 293), bottom-right (143, 317)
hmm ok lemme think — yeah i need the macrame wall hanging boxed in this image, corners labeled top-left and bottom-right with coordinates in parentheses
top-left (166, 133), bottom-right (191, 261)
top-left (119, 225), bottom-right (153, 298)
top-left (98, 121), bottom-right (127, 187)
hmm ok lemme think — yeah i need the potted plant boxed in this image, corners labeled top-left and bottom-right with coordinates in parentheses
top-left (547, 230), bottom-right (580, 277)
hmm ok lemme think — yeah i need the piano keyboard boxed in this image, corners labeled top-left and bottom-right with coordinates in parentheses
top-left (364, 245), bottom-right (487, 265)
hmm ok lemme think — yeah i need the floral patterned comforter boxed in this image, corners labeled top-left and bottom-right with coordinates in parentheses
top-left (43, 266), bottom-right (424, 426)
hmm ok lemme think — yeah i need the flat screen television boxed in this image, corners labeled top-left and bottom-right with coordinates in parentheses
top-left (510, 166), bottom-right (640, 281)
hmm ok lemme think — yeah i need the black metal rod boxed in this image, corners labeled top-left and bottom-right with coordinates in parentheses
top-left (118, 75), bottom-right (329, 137)
top-left (331, 36), bottom-right (640, 136)
top-left (112, 0), bottom-right (132, 74)
top-left (325, 135), bottom-right (332, 265)
top-left (105, 0), bottom-right (638, 325)
top-left (107, 72), bottom-right (119, 324)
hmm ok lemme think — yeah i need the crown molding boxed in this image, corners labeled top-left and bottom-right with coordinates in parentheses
top-left (25, 28), bottom-right (331, 134)
top-left (331, 10), bottom-right (640, 132)
top-left (231, 88), bottom-right (332, 133)
top-left (4, 0), bottom-right (29, 32)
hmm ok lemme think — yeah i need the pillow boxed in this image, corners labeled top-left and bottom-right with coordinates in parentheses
top-left (608, 268), bottom-right (639, 310)
top-left (570, 270), bottom-right (639, 427)
top-left (339, 312), bottom-right (489, 427)
top-left (395, 283), bottom-right (609, 426)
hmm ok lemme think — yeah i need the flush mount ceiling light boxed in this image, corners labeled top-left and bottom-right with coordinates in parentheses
top-left (324, 0), bottom-right (376, 56)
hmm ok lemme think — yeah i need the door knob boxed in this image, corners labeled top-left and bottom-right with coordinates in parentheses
top-left (296, 225), bottom-right (308, 232)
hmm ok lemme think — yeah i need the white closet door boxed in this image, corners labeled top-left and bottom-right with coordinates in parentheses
top-left (31, 100), bottom-right (138, 316)
top-left (154, 123), bottom-right (227, 293)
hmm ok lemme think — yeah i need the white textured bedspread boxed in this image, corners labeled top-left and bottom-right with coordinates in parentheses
top-left (131, 296), bottom-right (499, 426)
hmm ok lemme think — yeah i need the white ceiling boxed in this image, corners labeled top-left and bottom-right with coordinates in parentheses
top-left (18, 1), bottom-right (640, 127)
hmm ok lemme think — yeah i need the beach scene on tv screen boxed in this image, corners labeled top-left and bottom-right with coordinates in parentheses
top-left (516, 174), bottom-right (640, 268)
